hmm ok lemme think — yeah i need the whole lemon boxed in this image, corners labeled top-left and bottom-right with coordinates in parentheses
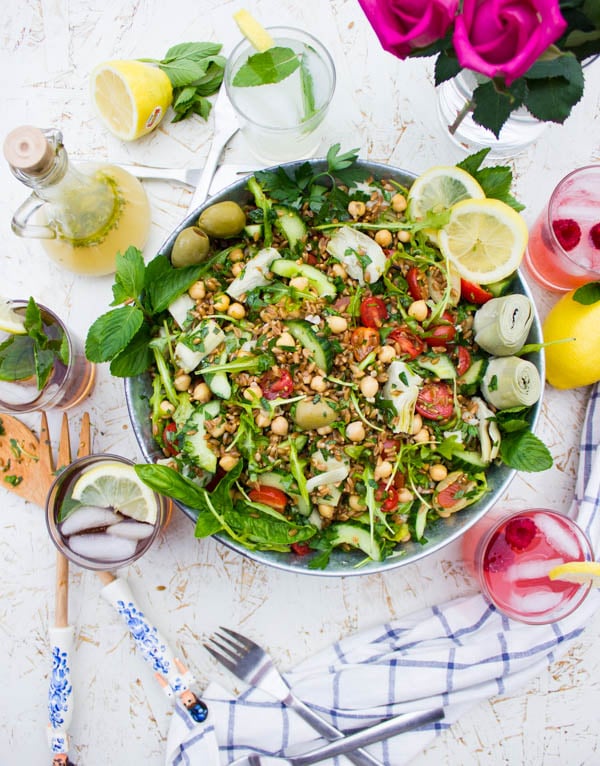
top-left (543, 287), bottom-right (600, 389)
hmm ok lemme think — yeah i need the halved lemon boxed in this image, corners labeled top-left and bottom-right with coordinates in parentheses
top-left (90, 60), bottom-right (173, 141)
top-left (0, 298), bottom-right (26, 334)
top-left (72, 461), bottom-right (158, 524)
top-left (547, 560), bottom-right (600, 586)
top-left (407, 166), bottom-right (485, 221)
top-left (233, 9), bottom-right (275, 51)
top-left (438, 198), bottom-right (528, 284)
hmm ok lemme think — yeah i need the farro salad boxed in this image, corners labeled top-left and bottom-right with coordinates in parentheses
top-left (87, 146), bottom-right (552, 570)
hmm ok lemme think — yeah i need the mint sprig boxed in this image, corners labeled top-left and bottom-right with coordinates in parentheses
top-left (457, 148), bottom-right (524, 211)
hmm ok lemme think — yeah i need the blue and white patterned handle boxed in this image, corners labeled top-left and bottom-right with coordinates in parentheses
top-left (100, 576), bottom-right (190, 695)
top-left (47, 625), bottom-right (75, 756)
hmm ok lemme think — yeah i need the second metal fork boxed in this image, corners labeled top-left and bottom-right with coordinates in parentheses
top-left (205, 627), bottom-right (385, 766)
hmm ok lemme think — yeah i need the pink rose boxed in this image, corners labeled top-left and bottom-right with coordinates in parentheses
top-left (358, 0), bottom-right (459, 60)
top-left (453, 0), bottom-right (568, 85)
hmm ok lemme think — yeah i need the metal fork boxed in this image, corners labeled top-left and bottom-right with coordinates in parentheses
top-left (205, 627), bottom-right (384, 766)
top-left (117, 163), bottom-right (204, 188)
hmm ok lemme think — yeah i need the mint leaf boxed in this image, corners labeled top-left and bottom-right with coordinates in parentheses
top-left (457, 150), bottom-right (524, 211)
top-left (573, 281), bottom-right (600, 304)
top-left (300, 56), bottom-right (316, 121)
top-left (499, 430), bottom-right (553, 472)
top-left (34, 346), bottom-right (56, 390)
top-left (85, 306), bottom-right (144, 363)
top-left (232, 47), bottom-right (300, 87)
top-left (145, 255), bottom-right (206, 314)
top-left (111, 247), bottom-right (146, 305)
top-left (0, 335), bottom-right (35, 382)
top-left (109, 322), bottom-right (153, 377)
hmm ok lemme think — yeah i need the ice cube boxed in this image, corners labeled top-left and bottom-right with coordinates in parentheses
top-left (60, 505), bottom-right (121, 536)
top-left (67, 533), bottom-right (137, 562)
top-left (507, 589), bottom-right (564, 615)
top-left (534, 514), bottom-right (581, 560)
top-left (107, 520), bottom-right (155, 541)
top-left (506, 558), bottom-right (565, 582)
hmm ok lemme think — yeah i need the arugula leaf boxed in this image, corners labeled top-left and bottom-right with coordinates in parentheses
top-left (232, 47), bottom-right (300, 87)
top-left (499, 430), bottom-right (553, 471)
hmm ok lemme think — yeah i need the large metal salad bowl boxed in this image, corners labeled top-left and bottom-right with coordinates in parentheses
top-left (125, 158), bottom-right (544, 577)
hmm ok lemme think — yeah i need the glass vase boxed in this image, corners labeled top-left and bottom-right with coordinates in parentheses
top-left (436, 70), bottom-right (548, 158)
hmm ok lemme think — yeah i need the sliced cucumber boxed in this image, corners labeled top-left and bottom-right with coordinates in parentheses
top-left (331, 523), bottom-right (382, 561)
top-left (244, 223), bottom-right (263, 240)
top-left (416, 354), bottom-right (456, 380)
top-left (258, 470), bottom-right (311, 516)
top-left (182, 400), bottom-right (221, 472)
top-left (274, 205), bottom-right (307, 248)
top-left (285, 319), bottom-right (334, 373)
top-left (457, 357), bottom-right (487, 392)
top-left (484, 274), bottom-right (516, 297)
top-left (270, 259), bottom-right (337, 297)
top-left (451, 447), bottom-right (488, 469)
top-left (203, 350), bottom-right (231, 399)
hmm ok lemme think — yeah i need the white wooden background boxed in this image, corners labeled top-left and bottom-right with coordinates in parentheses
top-left (2, 0), bottom-right (600, 763)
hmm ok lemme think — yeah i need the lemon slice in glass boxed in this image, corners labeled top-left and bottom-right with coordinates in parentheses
top-left (0, 298), bottom-right (26, 334)
top-left (438, 198), bottom-right (528, 284)
top-left (233, 9), bottom-right (275, 51)
top-left (547, 560), bottom-right (600, 585)
top-left (90, 60), bottom-right (173, 141)
top-left (72, 461), bottom-right (158, 524)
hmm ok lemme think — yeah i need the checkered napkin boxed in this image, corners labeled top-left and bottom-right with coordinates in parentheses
top-left (166, 385), bottom-right (600, 766)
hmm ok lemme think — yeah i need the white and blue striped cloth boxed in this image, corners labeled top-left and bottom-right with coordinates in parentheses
top-left (166, 384), bottom-right (600, 766)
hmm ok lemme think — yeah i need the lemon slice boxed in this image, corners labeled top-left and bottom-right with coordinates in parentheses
top-left (90, 60), bottom-right (173, 141)
top-left (407, 166), bottom-right (485, 220)
top-left (233, 9), bottom-right (275, 51)
top-left (438, 198), bottom-right (528, 284)
top-left (547, 560), bottom-right (600, 585)
top-left (72, 461), bottom-right (158, 524)
top-left (0, 298), bottom-right (26, 334)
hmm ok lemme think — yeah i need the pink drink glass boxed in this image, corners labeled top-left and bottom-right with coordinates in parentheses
top-left (523, 165), bottom-right (600, 292)
top-left (462, 509), bottom-right (593, 624)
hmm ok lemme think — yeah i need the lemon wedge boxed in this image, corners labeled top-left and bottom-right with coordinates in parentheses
top-left (233, 9), bottom-right (275, 51)
top-left (72, 461), bottom-right (158, 524)
top-left (90, 60), bottom-right (173, 141)
top-left (438, 198), bottom-right (528, 284)
top-left (0, 298), bottom-right (26, 334)
top-left (547, 560), bottom-right (600, 585)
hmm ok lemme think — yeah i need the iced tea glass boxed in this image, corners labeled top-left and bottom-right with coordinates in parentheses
top-left (225, 27), bottom-right (336, 164)
top-left (0, 300), bottom-right (95, 413)
top-left (462, 508), bottom-right (593, 624)
top-left (46, 454), bottom-right (170, 571)
top-left (523, 165), bottom-right (600, 292)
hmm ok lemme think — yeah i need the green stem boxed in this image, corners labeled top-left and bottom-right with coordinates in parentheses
top-left (449, 97), bottom-right (475, 136)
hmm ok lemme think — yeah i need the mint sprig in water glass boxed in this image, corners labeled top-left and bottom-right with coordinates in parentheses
top-left (225, 27), bottom-right (336, 164)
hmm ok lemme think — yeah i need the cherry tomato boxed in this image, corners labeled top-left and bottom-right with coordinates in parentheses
top-left (375, 481), bottom-right (400, 512)
top-left (162, 422), bottom-right (178, 457)
top-left (425, 323), bottom-right (456, 348)
top-left (351, 326), bottom-right (380, 361)
top-left (456, 346), bottom-right (471, 377)
top-left (460, 278), bottom-right (493, 305)
top-left (416, 382), bottom-right (454, 421)
top-left (359, 296), bottom-right (388, 328)
top-left (387, 326), bottom-right (427, 359)
top-left (381, 438), bottom-right (401, 461)
top-left (259, 368), bottom-right (294, 400)
top-left (406, 266), bottom-right (426, 301)
top-left (291, 541), bottom-right (312, 556)
top-left (248, 485), bottom-right (289, 511)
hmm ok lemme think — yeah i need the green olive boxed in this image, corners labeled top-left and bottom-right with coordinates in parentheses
top-left (293, 398), bottom-right (338, 430)
top-left (171, 227), bottom-right (210, 267)
top-left (198, 201), bottom-right (246, 239)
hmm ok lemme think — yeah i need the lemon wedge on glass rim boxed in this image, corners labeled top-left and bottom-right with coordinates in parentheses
top-left (0, 298), bottom-right (26, 334)
top-left (438, 197), bottom-right (528, 284)
top-left (547, 560), bottom-right (600, 586)
top-left (72, 461), bottom-right (158, 524)
top-left (233, 9), bottom-right (275, 51)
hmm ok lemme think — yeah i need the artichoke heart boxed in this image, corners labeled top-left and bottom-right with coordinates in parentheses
top-left (473, 295), bottom-right (534, 356)
top-left (382, 360), bottom-right (422, 433)
top-left (481, 356), bottom-right (542, 409)
top-left (325, 226), bottom-right (386, 285)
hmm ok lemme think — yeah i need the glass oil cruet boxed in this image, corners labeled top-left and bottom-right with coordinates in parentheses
top-left (3, 125), bottom-right (150, 277)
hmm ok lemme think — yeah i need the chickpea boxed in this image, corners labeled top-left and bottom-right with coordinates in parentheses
top-left (173, 373), bottom-right (191, 392)
top-left (213, 293), bottom-right (230, 312)
top-left (276, 331), bottom-right (296, 348)
top-left (188, 280), bottom-right (206, 300)
top-left (330, 263), bottom-right (347, 279)
top-left (316, 425), bottom-right (333, 435)
top-left (310, 375), bottom-right (327, 393)
top-left (413, 427), bottom-right (430, 443)
top-left (398, 230), bottom-right (411, 243)
top-left (318, 503), bottom-right (336, 519)
top-left (391, 193), bottom-right (407, 213)
top-left (255, 410), bottom-right (272, 429)
top-left (398, 488), bottom-right (414, 503)
top-left (411, 413), bottom-right (423, 435)
top-left (243, 382), bottom-right (263, 401)
top-left (348, 200), bottom-right (366, 218)
top-left (227, 302), bottom-right (246, 320)
top-left (408, 299), bottom-right (428, 322)
top-left (289, 276), bottom-right (309, 291)
top-left (270, 416), bottom-right (289, 436)
top-left (348, 494), bottom-right (367, 512)
top-left (346, 421), bottom-right (366, 442)
top-left (229, 247), bottom-right (244, 262)
top-left (374, 460), bottom-right (393, 480)
top-left (326, 315), bottom-right (348, 334)
top-left (219, 454), bottom-right (239, 472)
top-left (359, 375), bottom-right (379, 398)
top-left (158, 400), bottom-right (175, 417)
top-left (231, 262), bottom-right (244, 277)
top-left (378, 345), bottom-right (396, 364)
top-left (429, 464), bottom-right (448, 482)
top-left (192, 382), bottom-right (211, 402)
top-left (374, 229), bottom-right (393, 248)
